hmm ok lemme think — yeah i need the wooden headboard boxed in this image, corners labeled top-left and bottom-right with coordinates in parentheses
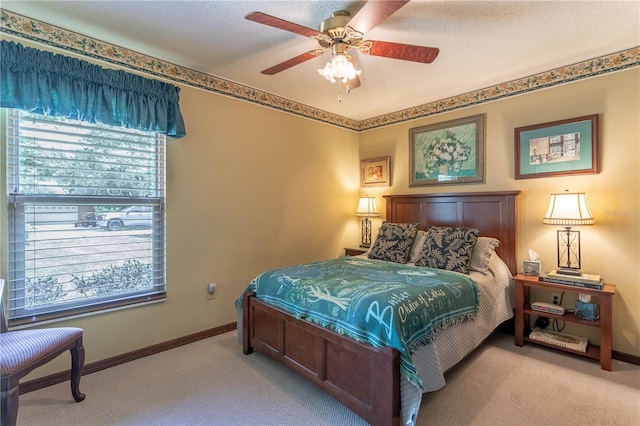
top-left (384, 191), bottom-right (520, 274)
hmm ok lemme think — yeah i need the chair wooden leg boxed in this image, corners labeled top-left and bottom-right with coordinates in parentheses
top-left (1, 380), bottom-right (19, 426)
top-left (70, 338), bottom-right (85, 402)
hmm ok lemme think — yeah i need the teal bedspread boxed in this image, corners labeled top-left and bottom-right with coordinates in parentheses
top-left (239, 257), bottom-right (479, 390)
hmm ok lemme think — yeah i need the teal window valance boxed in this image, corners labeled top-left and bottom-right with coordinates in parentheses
top-left (0, 41), bottom-right (186, 138)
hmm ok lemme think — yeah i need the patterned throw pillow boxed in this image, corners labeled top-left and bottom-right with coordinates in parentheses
top-left (469, 237), bottom-right (500, 275)
top-left (416, 226), bottom-right (480, 274)
top-left (368, 221), bottom-right (420, 264)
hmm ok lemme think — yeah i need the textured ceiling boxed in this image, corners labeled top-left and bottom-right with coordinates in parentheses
top-left (1, 1), bottom-right (639, 122)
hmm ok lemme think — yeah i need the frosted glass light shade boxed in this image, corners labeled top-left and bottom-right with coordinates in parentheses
top-left (318, 54), bottom-right (361, 84)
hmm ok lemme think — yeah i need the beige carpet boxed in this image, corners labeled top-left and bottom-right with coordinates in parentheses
top-left (16, 331), bottom-right (640, 425)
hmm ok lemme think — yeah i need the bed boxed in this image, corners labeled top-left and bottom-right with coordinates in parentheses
top-left (238, 191), bottom-right (520, 425)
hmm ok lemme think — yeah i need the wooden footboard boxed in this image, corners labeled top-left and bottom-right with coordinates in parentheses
top-left (241, 191), bottom-right (519, 424)
top-left (243, 291), bottom-right (401, 426)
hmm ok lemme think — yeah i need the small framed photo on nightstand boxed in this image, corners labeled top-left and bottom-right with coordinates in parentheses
top-left (523, 260), bottom-right (541, 276)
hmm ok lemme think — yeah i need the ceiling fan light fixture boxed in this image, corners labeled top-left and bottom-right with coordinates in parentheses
top-left (248, 3), bottom-right (440, 84)
top-left (318, 54), bottom-right (361, 83)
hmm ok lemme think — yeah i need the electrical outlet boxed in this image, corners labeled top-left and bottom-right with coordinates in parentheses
top-left (207, 282), bottom-right (217, 300)
top-left (551, 292), bottom-right (561, 305)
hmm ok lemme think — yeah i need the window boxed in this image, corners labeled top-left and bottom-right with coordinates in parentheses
top-left (6, 109), bottom-right (166, 326)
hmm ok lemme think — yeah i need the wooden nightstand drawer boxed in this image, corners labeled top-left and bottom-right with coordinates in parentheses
top-left (344, 247), bottom-right (367, 256)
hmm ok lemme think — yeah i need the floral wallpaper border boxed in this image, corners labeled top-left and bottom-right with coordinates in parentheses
top-left (1, 9), bottom-right (639, 132)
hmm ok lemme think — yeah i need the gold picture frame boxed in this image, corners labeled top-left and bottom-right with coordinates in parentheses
top-left (361, 156), bottom-right (391, 187)
top-left (409, 114), bottom-right (485, 186)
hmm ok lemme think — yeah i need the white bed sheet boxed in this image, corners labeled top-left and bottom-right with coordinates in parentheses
top-left (399, 252), bottom-right (515, 425)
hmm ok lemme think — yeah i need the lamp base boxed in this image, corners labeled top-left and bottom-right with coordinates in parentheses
top-left (360, 217), bottom-right (373, 248)
top-left (555, 267), bottom-right (582, 276)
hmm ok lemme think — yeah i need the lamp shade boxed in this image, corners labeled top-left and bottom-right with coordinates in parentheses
top-left (543, 192), bottom-right (594, 226)
top-left (355, 197), bottom-right (379, 217)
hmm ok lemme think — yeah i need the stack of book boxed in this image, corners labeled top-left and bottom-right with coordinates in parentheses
top-left (528, 327), bottom-right (588, 352)
top-left (538, 270), bottom-right (604, 289)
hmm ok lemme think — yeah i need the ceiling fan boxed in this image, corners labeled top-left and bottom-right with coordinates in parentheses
top-left (245, 0), bottom-right (439, 91)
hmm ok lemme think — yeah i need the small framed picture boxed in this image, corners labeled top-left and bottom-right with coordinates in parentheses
top-left (361, 156), bottom-right (391, 187)
top-left (515, 114), bottom-right (599, 179)
top-left (523, 260), bottom-right (542, 276)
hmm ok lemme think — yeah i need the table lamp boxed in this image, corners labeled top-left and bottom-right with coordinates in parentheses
top-left (543, 191), bottom-right (594, 276)
top-left (355, 196), bottom-right (379, 248)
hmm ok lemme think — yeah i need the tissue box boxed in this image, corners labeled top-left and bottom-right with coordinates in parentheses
top-left (575, 300), bottom-right (600, 321)
top-left (523, 260), bottom-right (541, 276)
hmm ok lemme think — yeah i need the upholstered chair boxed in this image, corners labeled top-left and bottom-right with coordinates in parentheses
top-left (0, 279), bottom-right (85, 426)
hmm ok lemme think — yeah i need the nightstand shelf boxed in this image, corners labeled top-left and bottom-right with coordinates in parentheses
top-left (522, 335), bottom-right (602, 360)
top-left (523, 305), bottom-right (603, 328)
top-left (514, 274), bottom-right (615, 370)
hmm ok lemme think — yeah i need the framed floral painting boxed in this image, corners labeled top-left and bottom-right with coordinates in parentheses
top-left (409, 114), bottom-right (485, 186)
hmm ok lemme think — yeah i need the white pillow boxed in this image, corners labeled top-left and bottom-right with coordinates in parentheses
top-left (469, 236), bottom-right (500, 275)
top-left (409, 230), bottom-right (428, 263)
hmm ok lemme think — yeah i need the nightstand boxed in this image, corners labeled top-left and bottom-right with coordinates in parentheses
top-left (344, 247), bottom-right (367, 256)
top-left (513, 274), bottom-right (615, 371)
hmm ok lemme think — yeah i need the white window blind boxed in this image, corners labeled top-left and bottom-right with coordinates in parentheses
top-left (6, 109), bottom-right (166, 325)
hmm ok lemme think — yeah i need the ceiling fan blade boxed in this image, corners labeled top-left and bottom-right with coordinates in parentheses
top-left (347, 74), bottom-right (361, 90)
top-left (360, 40), bottom-right (439, 64)
top-left (346, 0), bottom-right (410, 34)
top-left (261, 50), bottom-right (323, 75)
top-left (245, 12), bottom-right (319, 38)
